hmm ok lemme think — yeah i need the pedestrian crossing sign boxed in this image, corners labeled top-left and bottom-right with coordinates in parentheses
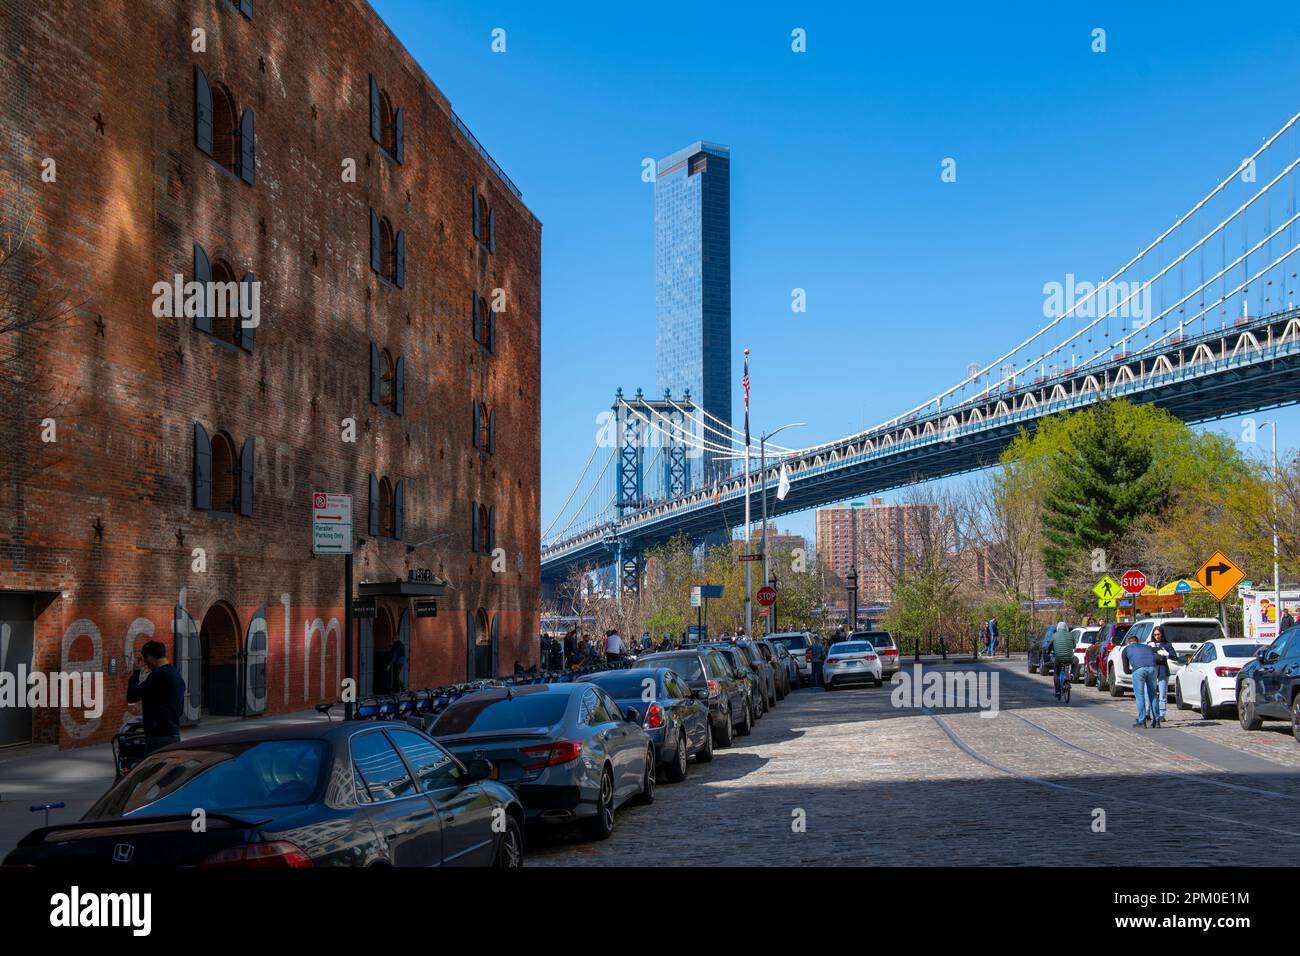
top-left (1093, 575), bottom-right (1119, 608)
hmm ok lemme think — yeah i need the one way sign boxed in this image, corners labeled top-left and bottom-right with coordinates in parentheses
top-left (1195, 551), bottom-right (1245, 602)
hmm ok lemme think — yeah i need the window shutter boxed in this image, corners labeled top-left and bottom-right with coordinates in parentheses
top-left (472, 294), bottom-right (480, 343)
top-left (472, 401), bottom-right (480, 448)
top-left (394, 107), bottom-right (404, 164)
top-left (193, 423), bottom-right (212, 510)
top-left (394, 229), bottom-right (405, 288)
top-left (488, 505), bottom-right (496, 550)
top-left (471, 501), bottom-right (480, 553)
top-left (488, 409), bottom-right (496, 454)
top-left (472, 186), bottom-right (480, 240)
top-left (369, 209), bottom-right (380, 274)
top-left (239, 0), bottom-right (253, 17)
top-left (195, 66), bottom-right (213, 156)
top-left (488, 208), bottom-right (496, 254)
top-left (487, 313), bottom-right (496, 353)
top-left (369, 474), bottom-right (380, 536)
top-left (369, 75), bottom-right (380, 143)
top-left (394, 356), bottom-right (405, 415)
top-left (393, 479), bottom-right (404, 541)
top-left (193, 243), bottom-right (213, 334)
top-left (369, 342), bottom-right (381, 406)
top-left (239, 437), bottom-right (255, 517)
top-left (239, 110), bottom-right (256, 185)
top-left (238, 271), bottom-right (255, 352)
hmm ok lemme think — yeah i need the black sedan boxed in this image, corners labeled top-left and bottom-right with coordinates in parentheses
top-left (1236, 626), bottom-right (1300, 735)
top-left (430, 684), bottom-right (655, 840)
top-left (705, 643), bottom-right (762, 729)
top-left (3, 722), bottom-right (525, 867)
top-left (636, 648), bottom-right (748, 747)
top-left (1028, 626), bottom-right (1056, 674)
top-left (579, 667), bottom-right (713, 780)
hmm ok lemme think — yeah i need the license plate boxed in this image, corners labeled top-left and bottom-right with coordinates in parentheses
top-left (489, 766), bottom-right (500, 780)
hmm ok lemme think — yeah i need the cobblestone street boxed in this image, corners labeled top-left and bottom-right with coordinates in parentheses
top-left (528, 659), bottom-right (1300, 866)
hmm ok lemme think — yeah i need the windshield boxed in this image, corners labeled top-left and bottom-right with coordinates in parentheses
top-left (853, 632), bottom-right (895, 649)
top-left (769, 635), bottom-right (810, 650)
top-left (586, 672), bottom-right (662, 698)
top-left (642, 656), bottom-right (704, 680)
top-left (87, 740), bottom-right (329, 820)
top-left (432, 692), bottom-right (570, 735)
top-left (1158, 622), bottom-right (1223, 645)
top-left (829, 642), bottom-right (873, 655)
top-left (1221, 644), bottom-right (1263, 658)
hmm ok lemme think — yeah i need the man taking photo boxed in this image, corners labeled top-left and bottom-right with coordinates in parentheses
top-left (126, 640), bottom-right (187, 755)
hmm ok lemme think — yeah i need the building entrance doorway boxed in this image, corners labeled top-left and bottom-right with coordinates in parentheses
top-left (199, 602), bottom-right (241, 717)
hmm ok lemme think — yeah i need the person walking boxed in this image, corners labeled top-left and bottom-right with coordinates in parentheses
top-left (1281, 608), bottom-right (1295, 634)
top-left (605, 627), bottom-right (624, 663)
top-left (810, 636), bottom-right (825, 688)
top-left (1148, 625), bottom-right (1177, 727)
top-left (979, 620), bottom-right (990, 657)
top-left (988, 617), bottom-right (999, 656)
top-left (388, 635), bottom-right (407, 692)
top-left (126, 640), bottom-right (187, 755)
top-left (1122, 634), bottom-right (1158, 728)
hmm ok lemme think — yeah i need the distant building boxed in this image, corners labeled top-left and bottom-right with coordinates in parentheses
top-left (655, 141), bottom-right (731, 486)
top-left (815, 500), bottom-right (937, 603)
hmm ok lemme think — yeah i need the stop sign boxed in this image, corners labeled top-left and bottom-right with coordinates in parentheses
top-left (1120, 569), bottom-right (1147, 594)
top-left (757, 585), bottom-right (777, 607)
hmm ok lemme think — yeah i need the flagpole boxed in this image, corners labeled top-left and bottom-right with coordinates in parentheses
top-left (743, 349), bottom-right (752, 638)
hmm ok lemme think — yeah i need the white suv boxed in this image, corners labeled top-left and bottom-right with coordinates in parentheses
top-left (1106, 617), bottom-right (1223, 697)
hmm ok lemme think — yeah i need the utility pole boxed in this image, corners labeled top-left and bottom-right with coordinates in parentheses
top-left (759, 421), bottom-right (806, 635)
top-left (1261, 421), bottom-right (1281, 637)
top-left (743, 349), bottom-right (752, 637)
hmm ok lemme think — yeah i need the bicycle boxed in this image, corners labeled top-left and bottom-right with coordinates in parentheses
top-left (1055, 659), bottom-right (1071, 704)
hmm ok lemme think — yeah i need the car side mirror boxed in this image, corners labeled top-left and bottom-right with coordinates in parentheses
top-left (1257, 647), bottom-right (1268, 660)
top-left (624, 707), bottom-right (641, 724)
top-left (466, 758), bottom-right (493, 782)
top-left (693, 688), bottom-right (708, 700)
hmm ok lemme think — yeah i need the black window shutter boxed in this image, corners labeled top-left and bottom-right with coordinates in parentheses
top-left (393, 479), bottom-right (404, 541)
top-left (488, 208), bottom-right (496, 254)
top-left (369, 76), bottom-right (380, 143)
top-left (472, 294), bottom-right (481, 343)
top-left (488, 409), bottom-right (496, 454)
top-left (238, 271), bottom-right (255, 352)
top-left (394, 356), bottom-right (405, 415)
top-left (193, 243), bottom-right (213, 333)
top-left (394, 229), bottom-right (405, 288)
top-left (239, 110), bottom-right (256, 185)
top-left (472, 401), bottom-right (480, 448)
top-left (471, 502), bottom-right (480, 553)
top-left (488, 313), bottom-right (496, 354)
top-left (239, 437), bottom-right (255, 517)
top-left (369, 342), bottom-right (380, 406)
top-left (239, 0), bottom-right (253, 17)
top-left (369, 474), bottom-right (380, 536)
top-left (488, 505), bottom-right (496, 550)
top-left (193, 423), bottom-right (212, 510)
top-left (394, 108), bottom-right (404, 164)
top-left (195, 66), bottom-right (213, 156)
top-left (472, 186), bottom-right (480, 240)
top-left (369, 209), bottom-right (380, 274)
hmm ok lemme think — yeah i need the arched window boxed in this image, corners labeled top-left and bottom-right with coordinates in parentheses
top-left (379, 476), bottom-right (395, 539)
top-left (211, 83), bottom-right (239, 172)
top-left (478, 504), bottom-right (490, 553)
top-left (379, 217), bottom-right (396, 282)
top-left (378, 88), bottom-right (396, 155)
top-left (478, 403), bottom-right (490, 449)
top-left (209, 258), bottom-right (238, 345)
top-left (211, 431), bottom-right (237, 513)
top-left (380, 349), bottom-right (395, 408)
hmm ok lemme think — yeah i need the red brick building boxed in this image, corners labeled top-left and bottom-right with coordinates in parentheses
top-left (0, 0), bottom-right (541, 748)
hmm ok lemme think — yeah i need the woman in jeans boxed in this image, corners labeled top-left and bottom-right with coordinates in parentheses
top-left (1148, 625), bottom-right (1177, 728)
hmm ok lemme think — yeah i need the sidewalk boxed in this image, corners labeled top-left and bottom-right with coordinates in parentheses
top-left (0, 708), bottom-right (325, 856)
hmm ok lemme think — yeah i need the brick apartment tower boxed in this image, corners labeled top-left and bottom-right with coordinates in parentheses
top-left (815, 500), bottom-right (936, 604)
top-left (0, 0), bottom-right (541, 748)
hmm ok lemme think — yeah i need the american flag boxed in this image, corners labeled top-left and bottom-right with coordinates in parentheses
top-left (742, 369), bottom-right (749, 411)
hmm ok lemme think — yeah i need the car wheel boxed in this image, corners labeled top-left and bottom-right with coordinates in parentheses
top-left (825, 679), bottom-right (836, 691)
top-left (632, 748), bottom-right (656, 805)
top-left (714, 706), bottom-right (735, 747)
top-left (1239, 682), bottom-right (1263, 731)
top-left (493, 814), bottom-right (524, 868)
top-left (736, 702), bottom-right (752, 736)
top-left (1176, 679), bottom-right (1191, 710)
top-left (1109, 666), bottom-right (1124, 697)
top-left (697, 720), bottom-right (716, 762)
top-left (1291, 696), bottom-right (1300, 744)
top-left (582, 767), bottom-right (616, 840)
top-left (873, 675), bottom-right (883, 687)
top-left (1200, 682), bottom-right (1215, 720)
top-left (665, 731), bottom-right (688, 783)
top-left (1098, 668), bottom-right (1109, 692)
top-left (1027, 658), bottom-right (1036, 674)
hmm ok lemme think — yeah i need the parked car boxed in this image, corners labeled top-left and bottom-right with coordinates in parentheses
top-left (635, 648), bottom-right (749, 746)
top-left (851, 630), bottom-right (901, 677)
top-left (1236, 626), bottom-right (1300, 735)
top-left (1089, 623), bottom-right (1131, 690)
top-left (1175, 637), bottom-right (1269, 718)
top-left (769, 631), bottom-right (814, 686)
top-left (1067, 626), bottom-right (1100, 682)
top-left (823, 640), bottom-right (883, 690)
top-left (771, 641), bottom-right (801, 693)
top-left (430, 684), bottom-right (655, 840)
top-left (578, 667), bottom-right (712, 781)
top-left (1029, 626), bottom-right (1056, 674)
top-left (1106, 618), bottom-right (1217, 697)
top-left (706, 643), bottom-right (764, 726)
top-left (2, 722), bottom-right (525, 867)
top-left (736, 639), bottom-right (779, 709)
top-left (753, 639), bottom-right (790, 700)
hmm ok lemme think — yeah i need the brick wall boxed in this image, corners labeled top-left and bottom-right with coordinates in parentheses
top-left (0, 0), bottom-right (541, 747)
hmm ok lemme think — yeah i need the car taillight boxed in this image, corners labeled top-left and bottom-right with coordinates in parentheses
top-left (706, 679), bottom-right (720, 698)
top-left (805, 649), bottom-right (811, 662)
top-left (646, 703), bottom-right (664, 729)
top-left (521, 740), bottom-right (583, 770)
top-left (881, 649), bottom-right (898, 657)
top-left (199, 841), bottom-right (313, 867)
top-left (1215, 666), bottom-right (1240, 678)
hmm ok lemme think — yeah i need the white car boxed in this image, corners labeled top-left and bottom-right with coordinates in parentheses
top-left (769, 632), bottom-right (815, 686)
top-left (1070, 626), bottom-right (1101, 678)
top-left (1106, 617), bottom-right (1224, 697)
top-left (823, 640), bottom-right (883, 690)
top-left (1174, 637), bottom-right (1270, 718)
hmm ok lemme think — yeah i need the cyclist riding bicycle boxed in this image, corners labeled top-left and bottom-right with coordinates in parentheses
top-left (1049, 621), bottom-right (1075, 698)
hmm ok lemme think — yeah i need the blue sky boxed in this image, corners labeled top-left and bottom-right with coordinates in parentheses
top-left (370, 0), bottom-right (1300, 543)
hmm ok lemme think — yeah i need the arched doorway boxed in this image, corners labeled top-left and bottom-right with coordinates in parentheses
top-left (472, 608), bottom-right (492, 679)
top-left (373, 605), bottom-right (396, 694)
top-left (199, 601), bottom-right (241, 717)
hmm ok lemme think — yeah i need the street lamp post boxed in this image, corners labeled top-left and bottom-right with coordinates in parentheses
top-left (1260, 421), bottom-right (1281, 637)
top-left (743, 350), bottom-right (752, 637)
top-left (759, 422), bottom-right (806, 634)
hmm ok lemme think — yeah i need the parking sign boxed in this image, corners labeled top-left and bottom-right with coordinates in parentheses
top-left (312, 493), bottom-right (353, 555)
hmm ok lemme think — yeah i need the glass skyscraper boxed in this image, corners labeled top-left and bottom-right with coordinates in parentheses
top-left (655, 141), bottom-right (732, 487)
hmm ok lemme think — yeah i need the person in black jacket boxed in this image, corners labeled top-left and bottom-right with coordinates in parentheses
top-left (1148, 626), bottom-right (1178, 728)
top-left (126, 640), bottom-right (186, 754)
